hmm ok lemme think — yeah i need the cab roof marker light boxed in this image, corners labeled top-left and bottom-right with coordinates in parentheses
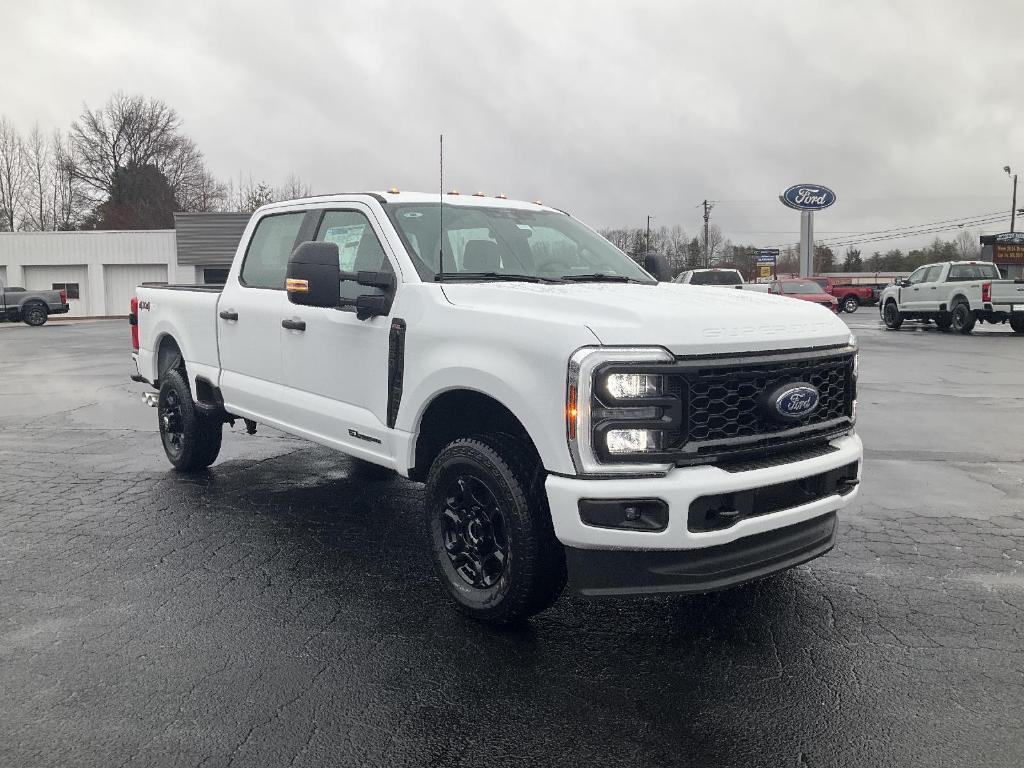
top-left (387, 187), bottom-right (400, 194)
top-left (472, 191), bottom-right (486, 197)
top-left (496, 193), bottom-right (507, 199)
top-left (447, 190), bottom-right (460, 195)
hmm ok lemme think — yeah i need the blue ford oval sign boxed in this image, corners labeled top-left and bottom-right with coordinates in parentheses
top-left (773, 384), bottom-right (820, 420)
top-left (780, 184), bottom-right (836, 211)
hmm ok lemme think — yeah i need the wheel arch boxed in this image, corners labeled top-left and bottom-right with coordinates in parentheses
top-left (409, 387), bottom-right (540, 482)
top-left (155, 333), bottom-right (186, 384)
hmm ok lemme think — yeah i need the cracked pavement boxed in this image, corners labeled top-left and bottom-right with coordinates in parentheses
top-left (1, 317), bottom-right (1022, 767)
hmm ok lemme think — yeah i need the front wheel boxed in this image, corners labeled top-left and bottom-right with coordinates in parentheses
top-left (842, 295), bottom-right (859, 313)
top-left (951, 302), bottom-right (976, 334)
top-left (158, 368), bottom-right (222, 471)
top-left (425, 435), bottom-right (566, 624)
top-left (1010, 315), bottom-right (1024, 334)
top-left (22, 302), bottom-right (48, 326)
top-left (883, 301), bottom-right (903, 330)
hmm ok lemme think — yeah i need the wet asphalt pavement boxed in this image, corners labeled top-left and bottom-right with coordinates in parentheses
top-left (1, 315), bottom-right (1022, 767)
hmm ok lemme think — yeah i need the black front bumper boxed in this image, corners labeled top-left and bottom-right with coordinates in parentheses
top-left (566, 512), bottom-right (837, 597)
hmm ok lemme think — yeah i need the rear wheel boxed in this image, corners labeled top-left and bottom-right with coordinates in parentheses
top-left (1011, 315), bottom-right (1024, 334)
top-left (883, 301), bottom-right (903, 330)
top-left (842, 295), bottom-right (859, 313)
top-left (425, 434), bottom-right (566, 624)
top-left (951, 302), bottom-right (976, 334)
top-left (158, 368), bottom-right (222, 471)
top-left (22, 302), bottom-right (48, 327)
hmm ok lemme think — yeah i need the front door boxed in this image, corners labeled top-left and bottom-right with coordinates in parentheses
top-left (279, 204), bottom-right (399, 463)
top-left (900, 265), bottom-right (930, 311)
top-left (915, 264), bottom-right (945, 312)
top-left (217, 211), bottom-right (305, 422)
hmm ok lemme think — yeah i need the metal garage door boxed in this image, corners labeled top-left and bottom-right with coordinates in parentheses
top-left (103, 264), bottom-right (168, 316)
top-left (0, 265), bottom-right (6, 288)
top-left (23, 265), bottom-right (90, 317)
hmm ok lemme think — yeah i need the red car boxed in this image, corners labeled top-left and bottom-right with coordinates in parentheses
top-left (768, 279), bottom-right (839, 312)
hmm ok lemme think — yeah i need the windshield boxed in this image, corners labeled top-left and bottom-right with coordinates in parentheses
top-left (780, 280), bottom-right (826, 295)
top-left (385, 203), bottom-right (655, 284)
top-left (689, 270), bottom-right (742, 286)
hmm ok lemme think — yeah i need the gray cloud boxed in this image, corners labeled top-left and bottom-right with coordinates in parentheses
top-left (3, 0), bottom-right (1022, 252)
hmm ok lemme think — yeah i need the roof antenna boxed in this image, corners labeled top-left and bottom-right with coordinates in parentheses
top-left (437, 133), bottom-right (445, 280)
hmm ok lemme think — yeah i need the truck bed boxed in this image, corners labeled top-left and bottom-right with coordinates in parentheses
top-left (138, 283), bottom-right (223, 293)
top-left (135, 283), bottom-right (222, 394)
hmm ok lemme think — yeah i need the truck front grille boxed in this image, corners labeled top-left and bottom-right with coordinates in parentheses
top-left (665, 347), bottom-right (855, 466)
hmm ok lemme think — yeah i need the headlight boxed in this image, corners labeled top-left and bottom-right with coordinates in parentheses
top-left (604, 373), bottom-right (663, 399)
top-left (606, 428), bottom-right (664, 454)
top-left (853, 351), bottom-right (859, 378)
top-left (567, 346), bottom-right (676, 476)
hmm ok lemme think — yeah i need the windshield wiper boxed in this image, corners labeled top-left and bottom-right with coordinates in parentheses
top-left (435, 272), bottom-right (563, 284)
top-left (561, 273), bottom-right (638, 283)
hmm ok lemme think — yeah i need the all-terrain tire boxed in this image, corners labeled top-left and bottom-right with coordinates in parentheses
top-left (22, 302), bottom-right (48, 327)
top-left (425, 433), bottom-right (566, 624)
top-left (950, 301), bottom-right (976, 334)
top-left (157, 368), bottom-right (222, 471)
top-left (883, 301), bottom-right (903, 330)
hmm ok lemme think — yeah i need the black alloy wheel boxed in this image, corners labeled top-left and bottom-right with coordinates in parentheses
top-left (157, 368), bottom-right (222, 471)
top-left (159, 386), bottom-right (186, 462)
top-left (23, 303), bottom-right (48, 326)
top-left (441, 475), bottom-right (508, 589)
top-left (951, 302), bottom-right (976, 334)
top-left (883, 301), bottom-right (903, 330)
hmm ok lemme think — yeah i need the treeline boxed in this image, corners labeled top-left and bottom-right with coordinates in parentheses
top-left (601, 224), bottom-right (982, 278)
top-left (0, 92), bottom-right (310, 232)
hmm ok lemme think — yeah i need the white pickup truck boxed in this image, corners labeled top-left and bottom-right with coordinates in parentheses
top-left (130, 191), bottom-right (862, 624)
top-left (673, 268), bottom-right (771, 292)
top-left (879, 260), bottom-right (1024, 334)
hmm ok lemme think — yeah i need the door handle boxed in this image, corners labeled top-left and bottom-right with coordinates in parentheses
top-left (282, 318), bottom-right (306, 331)
top-left (930, 287), bottom-right (937, 290)
top-left (219, 310), bottom-right (238, 321)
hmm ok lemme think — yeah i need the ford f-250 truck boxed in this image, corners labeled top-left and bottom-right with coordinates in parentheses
top-left (879, 261), bottom-right (1024, 334)
top-left (0, 279), bottom-right (70, 326)
top-left (130, 191), bottom-right (862, 624)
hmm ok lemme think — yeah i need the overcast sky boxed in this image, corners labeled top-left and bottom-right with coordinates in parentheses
top-left (3, 0), bottom-right (1023, 253)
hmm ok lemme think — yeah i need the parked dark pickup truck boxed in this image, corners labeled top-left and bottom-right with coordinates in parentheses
top-left (810, 277), bottom-right (877, 313)
top-left (0, 281), bottom-right (70, 326)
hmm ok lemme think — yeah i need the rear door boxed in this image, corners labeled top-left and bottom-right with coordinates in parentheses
top-left (217, 211), bottom-right (305, 423)
top-left (278, 204), bottom-right (399, 462)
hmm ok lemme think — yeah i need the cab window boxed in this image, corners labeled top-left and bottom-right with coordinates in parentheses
top-left (315, 210), bottom-right (393, 308)
top-left (240, 212), bottom-right (305, 289)
top-left (922, 265), bottom-right (943, 282)
top-left (906, 266), bottom-right (929, 285)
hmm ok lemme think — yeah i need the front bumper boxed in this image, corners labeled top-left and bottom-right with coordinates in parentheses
top-left (545, 433), bottom-right (862, 593)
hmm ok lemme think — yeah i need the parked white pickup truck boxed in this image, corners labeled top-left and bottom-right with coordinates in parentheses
top-left (879, 261), bottom-right (1024, 334)
top-left (673, 268), bottom-right (771, 292)
top-left (130, 191), bottom-right (862, 624)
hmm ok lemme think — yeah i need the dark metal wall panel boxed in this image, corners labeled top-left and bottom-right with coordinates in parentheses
top-left (173, 213), bottom-right (251, 266)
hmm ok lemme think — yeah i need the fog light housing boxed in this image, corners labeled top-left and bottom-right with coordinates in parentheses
top-left (579, 498), bottom-right (668, 531)
top-left (606, 428), bottom-right (664, 454)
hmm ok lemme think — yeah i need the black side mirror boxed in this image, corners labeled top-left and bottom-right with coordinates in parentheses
top-left (287, 242), bottom-right (341, 308)
top-left (641, 251), bottom-right (671, 282)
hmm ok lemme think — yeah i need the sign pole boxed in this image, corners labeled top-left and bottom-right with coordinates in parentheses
top-left (799, 211), bottom-right (814, 277)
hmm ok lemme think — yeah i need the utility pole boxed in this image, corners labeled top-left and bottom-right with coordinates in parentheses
top-left (646, 215), bottom-right (652, 253)
top-left (702, 200), bottom-right (713, 267)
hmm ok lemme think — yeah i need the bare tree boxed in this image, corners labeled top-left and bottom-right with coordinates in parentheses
top-left (70, 92), bottom-right (218, 216)
top-left (955, 229), bottom-right (979, 260)
top-left (50, 131), bottom-right (87, 230)
top-left (277, 173), bottom-right (312, 200)
top-left (22, 123), bottom-right (52, 230)
top-left (0, 116), bottom-right (28, 231)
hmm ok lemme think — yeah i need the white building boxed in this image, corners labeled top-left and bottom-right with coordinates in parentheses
top-left (0, 213), bottom-right (249, 318)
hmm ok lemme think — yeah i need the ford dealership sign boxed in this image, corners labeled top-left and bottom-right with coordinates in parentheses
top-left (780, 184), bottom-right (837, 211)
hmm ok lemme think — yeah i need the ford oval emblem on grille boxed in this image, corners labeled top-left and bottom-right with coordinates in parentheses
top-left (766, 383), bottom-right (820, 421)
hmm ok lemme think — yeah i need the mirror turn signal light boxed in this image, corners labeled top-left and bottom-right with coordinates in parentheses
top-left (286, 278), bottom-right (309, 293)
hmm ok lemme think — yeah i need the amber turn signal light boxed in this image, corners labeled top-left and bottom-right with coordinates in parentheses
top-left (286, 278), bottom-right (309, 293)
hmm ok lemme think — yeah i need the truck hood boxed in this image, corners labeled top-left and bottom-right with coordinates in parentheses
top-left (440, 281), bottom-right (852, 355)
